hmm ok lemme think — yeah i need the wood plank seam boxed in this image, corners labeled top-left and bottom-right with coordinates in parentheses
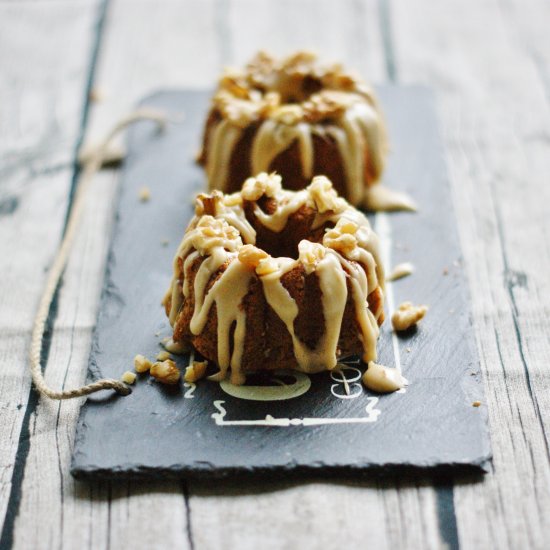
top-left (378, 0), bottom-right (397, 82)
top-left (380, 1), bottom-right (461, 547)
top-left (63, 0), bottom-right (112, 230)
top-left (435, 483), bottom-right (460, 550)
top-left (492, 189), bottom-right (550, 462)
top-left (214, 0), bottom-right (232, 67)
top-left (0, 0), bottom-right (109, 546)
top-left (183, 481), bottom-right (196, 550)
top-left (490, 0), bottom-right (550, 463)
top-left (389, 1), bottom-right (550, 546)
top-left (0, 285), bottom-right (61, 550)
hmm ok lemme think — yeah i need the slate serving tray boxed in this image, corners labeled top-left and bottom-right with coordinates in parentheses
top-left (71, 87), bottom-right (491, 480)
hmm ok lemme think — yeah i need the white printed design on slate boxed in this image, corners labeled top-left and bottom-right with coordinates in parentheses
top-left (212, 364), bottom-right (387, 426)
top-left (219, 371), bottom-right (312, 401)
top-left (375, 212), bottom-right (403, 374)
top-left (330, 366), bottom-right (363, 399)
top-left (209, 212), bottom-right (406, 424)
top-left (211, 398), bottom-right (381, 427)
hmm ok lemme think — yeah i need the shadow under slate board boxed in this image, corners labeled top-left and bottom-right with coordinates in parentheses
top-left (71, 87), bottom-right (491, 480)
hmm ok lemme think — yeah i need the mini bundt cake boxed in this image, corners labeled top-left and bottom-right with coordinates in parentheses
top-left (163, 173), bottom-right (385, 385)
top-left (198, 51), bottom-right (387, 207)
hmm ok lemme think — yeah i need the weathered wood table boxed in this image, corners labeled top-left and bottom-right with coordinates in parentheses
top-left (1, 1), bottom-right (549, 548)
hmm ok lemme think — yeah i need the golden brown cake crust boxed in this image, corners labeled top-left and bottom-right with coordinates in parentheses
top-left (164, 174), bottom-right (385, 383)
top-left (199, 51), bottom-right (387, 207)
top-left (171, 239), bottom-right (383, 374)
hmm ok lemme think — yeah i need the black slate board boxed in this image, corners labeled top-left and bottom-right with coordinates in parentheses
top-left (71, 87), bottom-right (491, 480)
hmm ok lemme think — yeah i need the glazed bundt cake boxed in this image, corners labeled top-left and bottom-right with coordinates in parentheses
top-left (198, 51), bottom-right (387, 207)
top-left (163, 173), bottom-right (385, 385)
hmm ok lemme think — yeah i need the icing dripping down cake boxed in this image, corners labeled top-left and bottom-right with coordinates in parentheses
top-left (198, 51), bottom-right (388, 208)
top-left (163, 173), bottom-right (385, 385)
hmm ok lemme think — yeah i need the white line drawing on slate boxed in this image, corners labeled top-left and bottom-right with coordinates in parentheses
top-left (330, 366), bottom-right (363, 399)
top-left (209, 214), bottom-right (406, 424)
top-left (376, 212), bottom-right (402, 373)
top-left (376, 212), bottom-right (407, 394)
top-left (219, 370), bottom-right (312, 401)
top-left (211, 398), bottom-right (381, 427)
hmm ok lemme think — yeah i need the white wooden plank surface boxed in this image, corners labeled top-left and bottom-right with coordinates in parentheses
top-left (391, 0), bottom-right (550, 547)
top-left (83, 0), bottom-right (221, 145)
top-left (0, 1), bottom-right (100, 543)
top-left (225, 0), bottom-right (386, 81)
top-left (1, 0), bottom-right (549, 548)
top-left (9, 1), bottom-right (221, 548)
top-left (190, 477), bottom-right (443, 550)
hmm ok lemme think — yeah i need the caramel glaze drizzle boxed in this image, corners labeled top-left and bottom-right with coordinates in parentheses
top-left (163, 173), bottom-right (385, 385)
top-left (201, 51), bottom-right (388, 208)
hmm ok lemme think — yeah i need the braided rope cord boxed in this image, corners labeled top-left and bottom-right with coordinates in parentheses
top-left (29, 109), bottom-right (168, 400)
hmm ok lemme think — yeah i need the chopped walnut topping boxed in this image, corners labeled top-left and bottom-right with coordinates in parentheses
top-left (271, 105), bottom-right (304, 125)
top-left (189, 216), bottom-right (242, 254)
top-left (150, 359), bottom-right (180, 385)
top-left (298, 240), bottom-right (326, 274)
top-left (241, 172), bottom-right (282, 201)
top-left (238, 244), bottom-right (269, 269)
top-left (308, 176), bottom-right (347, 214)
top-left (362, 362), bottom-right (405, 393)
top-left (387, 262), bottom-right (415, 282)
top-left (302, 90), bottom-right (354, 122)
top-left (213, 51), bottom-right (370, 125)
top-left (213, 91), bottom-right (260, 127)
top-left (134, 354), bottom-right (152, 373)
top-left (214, 89), bottom-right (280, 127)
top-left (184, 361), bottom-right (208, 383)
top-left (323, 218), bottom-right (359, 255)
top-left (218, 68), bottom-right (250, 99)
top-left (281, 50), bottom-right (317, 73)
top-left (121, 371), bottom-right (137, 385)
top-left (195, 191), bottom-right (224, 216)
top-left (246, 50), bottom-right (276, 77)
top-left (256, 257), bottom-right (280, 276)
top-left (89, 87), bottom-right (107, 103)
top-left (323, 71), bottom-right (358, 92)
top-left (162, 337), bottom-right (189, 354)
top-left (259, 92), bottom-right (282, 115)
top-left (138, 186), bottom-right (151, 202)
top-left (391, 301), bottom-right (428, 332)
top-left (156, 350), bottom-right (172, 361)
